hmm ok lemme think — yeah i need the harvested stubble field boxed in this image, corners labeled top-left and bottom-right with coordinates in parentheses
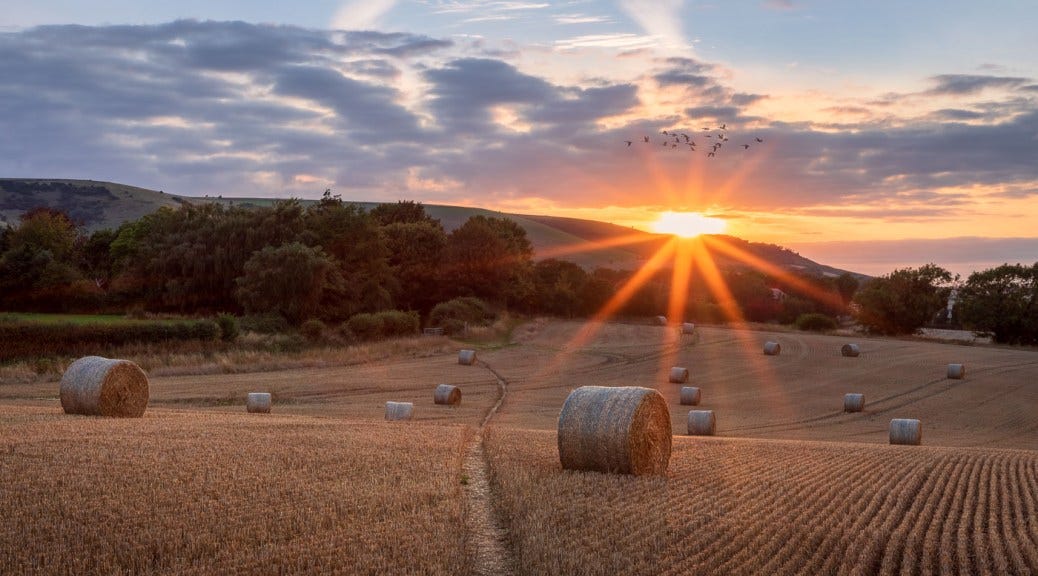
top-left (2, 319), bottom-right (1037, 574)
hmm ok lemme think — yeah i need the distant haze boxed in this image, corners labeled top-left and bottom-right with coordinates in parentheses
top-left (792, 237), bottom-right (1038, 278)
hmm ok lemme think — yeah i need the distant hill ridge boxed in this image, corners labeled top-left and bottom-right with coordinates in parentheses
top-left (0, 178), bottom-right (859, 277)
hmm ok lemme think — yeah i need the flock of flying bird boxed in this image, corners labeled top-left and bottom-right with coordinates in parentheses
top-left (625, 124), bottom-right (764, 158)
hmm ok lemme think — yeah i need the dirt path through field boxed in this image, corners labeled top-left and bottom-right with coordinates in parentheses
top-left (462, 360), bottom-right (517, 576)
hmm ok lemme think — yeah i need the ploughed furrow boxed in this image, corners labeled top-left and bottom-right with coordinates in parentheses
top-left (1012, 457), bottom-right (1038, 570)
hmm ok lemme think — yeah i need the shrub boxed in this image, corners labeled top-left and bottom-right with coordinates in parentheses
top-left (0, 319), bottom-right (220, 361)
top-left (347, 313), bottom-right (384, 341)
top-left (429, 297), bottom-right (495, 335)
top-left (796, 313), bottom-right (837, 332)
top-left (300, 318), bottom-right (326, 342)
top-left (240, 313), bottom-right (290, 334)
top-left (216, 314), bottom-right (239, 342)
top-left (379, 310), bottom-right (420, 337)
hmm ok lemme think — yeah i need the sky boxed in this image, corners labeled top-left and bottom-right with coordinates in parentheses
top-left (1, 1), bottom-right (1037, 276)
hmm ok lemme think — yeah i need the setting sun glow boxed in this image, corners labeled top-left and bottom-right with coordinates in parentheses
top-left (652, 211), bottom-right (727, 238)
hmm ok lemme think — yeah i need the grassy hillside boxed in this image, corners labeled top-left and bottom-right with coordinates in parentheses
top-left (0, 178), bottom-right (855, 276)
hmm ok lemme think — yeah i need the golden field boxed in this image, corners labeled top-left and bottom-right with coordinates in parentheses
top-left (2, 320), bottom-right (1037, 574)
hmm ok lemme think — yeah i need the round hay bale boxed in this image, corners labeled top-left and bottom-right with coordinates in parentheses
top-left (687, 410), bottom-right (715, 436)
top-left (59, 356), bottom-right (149, 417)
top-left (680, 386), bottom-right (701, 406)
top-left (681, 322), bottom-right (695, 335)
top-left (434, 384), bottom-right (462, 406)
top-left (246, 392), bottom-right (272, 413)
top-left (763, 341), bottom-right (781, 356)
top-left (668, 366), bottom-right (690, 384)
top-left (655, 315), bottom-right (668, 326)
top-left (947, 363), bottom-right (966, 379)
top-left (557, 386), bottom-right (671, 476)
top-left (841, 343), bottom-right (861, 357)
top-left (458, 349), bottom-right (477, 366)
top-left (385, 401), bottom-right (414, 421)
top-left (889, 418), bottom-right (922, 445)
top-left (843, 393), bottom-right (865, 413)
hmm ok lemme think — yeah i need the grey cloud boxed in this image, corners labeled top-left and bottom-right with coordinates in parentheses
top-left (927, 74), bottom-right (1030, 96)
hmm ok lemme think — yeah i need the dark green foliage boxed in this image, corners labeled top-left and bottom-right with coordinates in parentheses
top-left (369, 200), bottom-right (443, 229)
top-left (429, 297), bottom-right (496, 335)
top-left (956, 263), bottom-right (1038, 345)
top-left (239, 313), bottom-right (290, 334)
top-left (533, 259), bottom-right (591, 317)
top-left (854, 264), bottom-right (955, 335)
top-left (216, 313), bottom-right (240, 342)
top-left (796, 313), bottom-right (837, 332)
top-left (0, 319), bottom-right (219, 361)
top-left (235, 242), bottom-right (343, 325)
top-left (443, 216), bottom-right (533, 306)
top-left (381, 221), bottom-right (447, 313)
top-left (346, 313), bottom-right (384, 341)
top-left (378, 310), bottom-right (420, 337)
top-left (834, 272), bottom-right (860, 307)
top-left (299, 318), bottom-right (326, 342)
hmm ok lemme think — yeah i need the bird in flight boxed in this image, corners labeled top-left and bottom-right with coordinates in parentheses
top-left (625, 141), bottom-right (632, 147)
top-left (708, 152), bottom-right (715, 157)
top-left (742, 144), bottom-right (750, 149)
top-left (755, 137), bottom-right (764, 143)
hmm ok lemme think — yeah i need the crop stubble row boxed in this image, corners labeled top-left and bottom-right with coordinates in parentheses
top-left (483, 426), bottom-right (1038, 576)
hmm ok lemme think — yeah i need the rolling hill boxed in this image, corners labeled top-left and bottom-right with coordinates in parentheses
top-left (0, 178), bottom-right (858, 277)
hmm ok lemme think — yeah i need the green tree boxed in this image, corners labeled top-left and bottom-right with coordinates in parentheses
top-left (235, 242), bottom-right (343, 324)
top-left (0, 208), bottom-right (91, 310)
top-left (306, 194), bottom-right (396, 318)
top-left (370, 200), bottom-right (442, 228)
top-left (853, 264), bottom-right (955, 335)
top-left (444, 216), bottom-right (534, 307)
top-left (956, 263), bottom-right (1038, 345)
top-left (380, 221), bottom-right (447, 313)
top-left (834, 272), bottom-right (860, 307)
top-left (533, 259), bottom-right (589, 317)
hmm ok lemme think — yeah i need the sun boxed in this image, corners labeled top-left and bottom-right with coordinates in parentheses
top-left (651, 211), bottom-right (727, 238)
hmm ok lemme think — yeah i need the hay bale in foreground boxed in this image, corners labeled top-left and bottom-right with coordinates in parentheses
top-left (557, 386), bottom-right (671, 476)
top-left (687, 410), bottom-right (716, 436)
top-left (655, 315), bottom-right (668, 326)
top-left (458, 349), bottom-right (477, 366)
top-left (889, 418), bottom-right (922, 445)
top-left (680, 386), bottom-right (701, 406)
top-left (681, 322), bottom-right (695, 335)
top-left (841, 343), bottom-right (861, 357)
top-left (434, 384), bottom-right (462, 406)
top-left (763, 341), bottom-right (781, 356)
top-left (668, 366), bottom-right (690, 384)
top-left (385, 401), bottom-right (414, 421)
top-left (947, 363), bottom-right (966, 379)
top-left (246, 392), bottom-right (272, 413)
top-left (59, 356), bottom-right (149, 417)
top-left (844, 393), bottom-right (865, 413)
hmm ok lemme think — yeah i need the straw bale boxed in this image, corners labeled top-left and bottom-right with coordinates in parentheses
top-left (557, 386), bottom-right (671, 476)
top-left (458, 349), bottom-right (477, 366)
top-left (668, 366), bottom-right (690, 384)
top-left (59, 356), bottom-right (149, 417)
top-left (655, 315), bottom-right (668, 326)
top-left (680, 386), bottom-right (701, 406)
top-left (246, 392), bottom-right (272, 413)
top-left (947, 363), bottom-right (966, 379)
top-left (763, 341), bottom-right (781, 356)
top-left (681, 322), bottom-right (696, 335)
top-left (434, 384), bottom-right (462, 406)
top-left (687, 410), bottom-right (716, 436)
top-left (843, 393), bottom-right (865, 413)
top-left (841, 343), bottom-right (861, 357)
top-left (385, 401), bottom-right (414, 421)
top-left (889, 418), bottom-right (922, 445)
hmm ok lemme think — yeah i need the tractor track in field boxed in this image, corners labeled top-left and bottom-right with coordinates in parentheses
top-left (461, 359), bottom-right (516, 576)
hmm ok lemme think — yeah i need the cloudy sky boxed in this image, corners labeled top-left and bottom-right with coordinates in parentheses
top-left (2, 1), bottom-right (1036, 275)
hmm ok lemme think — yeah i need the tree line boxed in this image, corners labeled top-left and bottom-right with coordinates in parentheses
top-left (0, 196), bottom-right (1034, 345)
